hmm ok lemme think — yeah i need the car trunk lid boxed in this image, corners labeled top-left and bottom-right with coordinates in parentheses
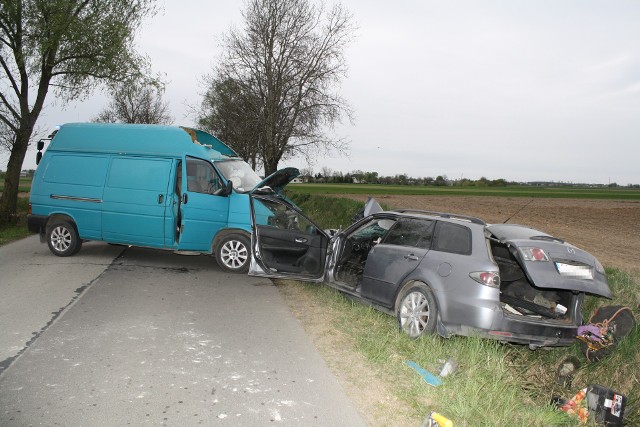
top-left (487, 224), bottom-right (611, 298)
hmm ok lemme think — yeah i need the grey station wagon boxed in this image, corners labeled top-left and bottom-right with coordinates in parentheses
top-left (249, 196), bottom-right (611, 348)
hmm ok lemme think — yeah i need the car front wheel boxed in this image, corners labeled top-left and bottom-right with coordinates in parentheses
top-left (46, 220), bottom-right (82, 257)
top-left (215, 233), bottom-right (250, 273)
top-left (397, 284), bottom-right (438, 338)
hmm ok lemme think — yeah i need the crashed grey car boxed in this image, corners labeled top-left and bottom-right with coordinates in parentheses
top-left (249, 196), bottom-right (611, 348)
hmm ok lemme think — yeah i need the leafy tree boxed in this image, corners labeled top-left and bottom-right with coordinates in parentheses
top-left (94, 81), bottom-right (172, 125)
top-left (0, 0), bottom-right (157, 223)
top-left (434, 175), bottom-right (448, 186)
top-left (207, 0), bottom-right (355, 176)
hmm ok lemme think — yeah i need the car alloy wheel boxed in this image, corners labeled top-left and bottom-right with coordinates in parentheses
top-left (216, 233), bottom-right (250, 273)
top-left (50, 225), bottom-right (72, 253)
top-left (45, 220), bottom-right (82, 257)
top-left (397, 284), bottom-right (437, 338)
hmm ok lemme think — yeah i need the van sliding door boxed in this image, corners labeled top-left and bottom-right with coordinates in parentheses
top-left (102, 157), bottom-right (172, 247)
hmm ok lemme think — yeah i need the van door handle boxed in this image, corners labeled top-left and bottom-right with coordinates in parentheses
top-left (295, 237), bottom-right (308, 243)
top-left (404, 254), bottom-right (419, 261)
top-left (182, 193), bottom-right (188, 204)
top-left (158, 194), bottom-right (164, 204)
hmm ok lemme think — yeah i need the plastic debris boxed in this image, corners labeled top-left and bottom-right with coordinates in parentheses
top-left (586, 384), bottom-right (626, 426)
top-left (438, 358), bottom-right (458, 377)
top-left (423, 411), bottom-right (454, 427)
top-left (405, 361), bottom-right (442, 387)
top-left (559, 388), bottom-right (589, 424)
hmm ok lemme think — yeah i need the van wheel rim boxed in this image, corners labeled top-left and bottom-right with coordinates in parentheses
top-left (399, 292), bottom-right (430, 338)
top-left (220, 240), bottom-right (248, 269)
top-left (51, 226), bottom-right (72, 252)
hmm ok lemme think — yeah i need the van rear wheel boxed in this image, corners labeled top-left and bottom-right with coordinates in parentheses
top-left (46, 220), bottom-right (82, 256)
top-left (215, 233), bottom-right (250, 273)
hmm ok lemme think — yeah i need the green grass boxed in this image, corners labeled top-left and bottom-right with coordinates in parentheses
top-left (286, 193), bottom-right (639, 426)
top-left (288, 183), bottom-right (640, 200)
top-left (0, 177), bottom-right (33, 193)
top-left (0, 197), bottom-right (34, 246)
top-left (279, 270), bottom-right (638, 426)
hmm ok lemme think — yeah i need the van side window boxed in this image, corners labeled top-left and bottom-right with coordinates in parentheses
top-left (186, 158), bottom-right (222, 194)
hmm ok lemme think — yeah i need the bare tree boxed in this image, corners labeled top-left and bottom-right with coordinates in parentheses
top-left (0, 0), bottom-right (157, 223)
top-left (208, 0), bottom-right (355, 176)
top-left (197, 76), bottom-right (262, 169)
top-left (94, 81), bottom-right (172, 125)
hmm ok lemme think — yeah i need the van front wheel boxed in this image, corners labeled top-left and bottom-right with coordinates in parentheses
top-left (215, 233), bottom-right (250, 273)
top-left (46, 220), bottom-right (82, 257)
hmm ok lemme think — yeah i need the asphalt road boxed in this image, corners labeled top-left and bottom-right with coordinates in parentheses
top-left (0, 236), bottom-right (365, 426)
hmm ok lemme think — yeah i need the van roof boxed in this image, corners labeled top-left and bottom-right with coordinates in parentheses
top-left (49, 123), bottom-right (238, 161)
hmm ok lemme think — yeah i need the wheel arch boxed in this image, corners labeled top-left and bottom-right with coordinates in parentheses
top-left (394, 280), bottom-right (436, 313)
top-left (46, 213), bottom-right (79, 233)
top-left (394, 279), bottom-right (449, 337)
top-left (211, 227), bottom-right (251, 252)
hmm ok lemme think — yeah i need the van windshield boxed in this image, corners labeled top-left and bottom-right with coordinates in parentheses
top-left (216, 160), bottom-right (262, 193)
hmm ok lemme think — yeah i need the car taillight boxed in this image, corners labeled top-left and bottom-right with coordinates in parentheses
top-left (28, 203), bottom-right (32, 215)
top-left (470, 271), bottom-right (500, 288)
top-left (520, 247), bottom-right (549, 262)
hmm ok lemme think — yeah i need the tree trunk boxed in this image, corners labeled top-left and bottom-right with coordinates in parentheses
top-left (263, 159), bottom-right (279, 177)
top-left (0, 130), bottom-right (31, 224)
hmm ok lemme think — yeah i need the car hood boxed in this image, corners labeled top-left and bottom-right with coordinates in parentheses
top-left (251, 167), bottom-right (300, 194)
top-left (487, 224), bottom-right (611, 298)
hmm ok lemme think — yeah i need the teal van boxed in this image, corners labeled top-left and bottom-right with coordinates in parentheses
top-left (27, 123), bottom-right (298, 273)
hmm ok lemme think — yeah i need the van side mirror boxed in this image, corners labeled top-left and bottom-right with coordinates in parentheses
top-left (36, 151), bottom-right (42, 165)
top-left (213, 180), bottom-right (233, 197)
top-left (37, 139), bottom-right (45, 150)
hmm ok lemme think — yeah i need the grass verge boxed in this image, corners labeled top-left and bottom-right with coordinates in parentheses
top-left (0, 197), bottom-right (34, 246)
top-left (277, 270), bottom-right (638, 427)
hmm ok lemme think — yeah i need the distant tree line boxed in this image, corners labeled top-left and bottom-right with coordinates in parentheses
top-left (297, 168), bottom-right (639, 188)
top-left (300, 169), bottom-right (508, 187)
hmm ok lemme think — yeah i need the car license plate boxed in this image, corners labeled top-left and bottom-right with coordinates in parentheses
top-left (555, 262), bottom-right (593, 279)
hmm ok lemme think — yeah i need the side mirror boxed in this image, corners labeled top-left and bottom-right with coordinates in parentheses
top-left (213, 180), bottom-right (233, 197)
top-left (36, 151), bottom-right (42, 165)
top-left (37, 139), bottom-right (45, 151)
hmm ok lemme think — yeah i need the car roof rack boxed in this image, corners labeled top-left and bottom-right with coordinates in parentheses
top-left (391, 209), bottom-right (486, 225)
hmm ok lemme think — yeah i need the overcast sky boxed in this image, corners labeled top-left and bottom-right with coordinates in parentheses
top-left (6, 0), bottom-right (640, 184)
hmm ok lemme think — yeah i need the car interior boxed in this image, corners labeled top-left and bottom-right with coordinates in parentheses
top-left (490, 240), bottom-right (576, 322)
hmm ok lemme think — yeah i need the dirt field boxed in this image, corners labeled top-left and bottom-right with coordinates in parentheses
top-left (335, 195), bottom-right (640, 276)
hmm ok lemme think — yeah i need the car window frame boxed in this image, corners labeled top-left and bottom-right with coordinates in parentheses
top-left (382, 217), bottom-right (434, 249)
top-left (432, 221), bottom-right (473, 255)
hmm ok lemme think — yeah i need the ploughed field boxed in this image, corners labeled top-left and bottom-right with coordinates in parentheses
top-left (335, 195), bottom-right (640, 275)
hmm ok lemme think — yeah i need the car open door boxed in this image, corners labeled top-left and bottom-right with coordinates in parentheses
top-left (249, 194), bottom-right (330, 282)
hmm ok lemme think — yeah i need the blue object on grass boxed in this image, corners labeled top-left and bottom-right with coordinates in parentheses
top-left (405, 361), bottom-right (443, 387)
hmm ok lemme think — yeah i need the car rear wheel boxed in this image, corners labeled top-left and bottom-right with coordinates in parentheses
top-left (215, 233), bottom-right (250, 273)
top-left (397, 284), bottom-right (438, 338)
top-left (46, 220), bottom-right (82, 257)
